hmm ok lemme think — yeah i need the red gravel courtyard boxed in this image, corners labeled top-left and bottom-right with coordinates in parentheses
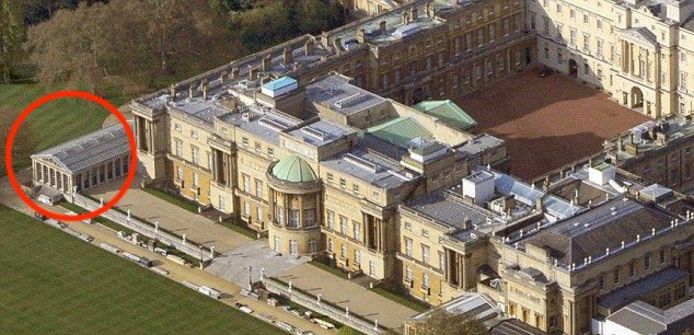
top-left (455, 69), bottom-right (652, 180)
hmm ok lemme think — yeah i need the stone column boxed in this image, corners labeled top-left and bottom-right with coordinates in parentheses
top-left (149, 120), bottom-right (155, 155)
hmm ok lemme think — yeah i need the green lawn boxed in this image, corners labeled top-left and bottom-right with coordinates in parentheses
top-left (0, 204), bottom-right (285, 335)
top-left (1, 70), bottom-right (126, 176)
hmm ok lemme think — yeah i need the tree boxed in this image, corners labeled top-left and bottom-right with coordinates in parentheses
top-left (0, 0), bottom-right (24, 83)
top-left (0, 109), bottom-right (38, 176)
top-left (415, 310), bottom-right (488, 335)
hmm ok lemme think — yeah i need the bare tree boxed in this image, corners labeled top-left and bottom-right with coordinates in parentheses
top-left (415, 310), bottom-right (488, 335)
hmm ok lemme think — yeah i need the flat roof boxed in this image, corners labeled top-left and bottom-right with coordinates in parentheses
top-left (367, 117), bottom-right (433, 148)
top-left (321, 147), bottom-right (417, 189)
top-left (287, 119), bottom-right (355, 148)
top-left (305, 74), bottom-right (388, 116)
top-left (32, 123), bottom-right (132, 174)
top-left (262, 76), bottom-right (297, 91)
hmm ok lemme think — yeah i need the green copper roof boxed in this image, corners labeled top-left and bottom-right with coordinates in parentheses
top-left (367, 117), bottom-right (433, 148)
top-left (413, 99), bottom-right (477, 130)
top-left (271, 155), bottom-right (317, 183)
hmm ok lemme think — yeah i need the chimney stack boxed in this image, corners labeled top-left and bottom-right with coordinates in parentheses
top-left (220, 71), bottom-right (228, 83)
top-left (333, 37), bottom-right (344, 55)
top-left (380, 21), bottom-right (387, 34)
top-left (321, 31), bottom-right (330, 48)
top-left (357, 28), bottom-right (366, 44)
top-left (231, 67), bottom-right (240, 80)
top-left (283, 48), bottom-right (293, 65)
top-left (426, 1), bottom-right (433, 17)
top-left (201, 80), bottom-right (209, 100)
top-left (304, 39), bottom-right (315, 56)
top-left (412, 7), bottom-right (418, 20)
top-left (170, 84), bottom-right (176, 99)
top-left (262, 55), bottom-right (272, 72)
top-left (188, 83), bottom-right (195, 98)
top-left (249, 68), bottom-right (258, 80)
top-left (402, 11), bottom-right (410, 25)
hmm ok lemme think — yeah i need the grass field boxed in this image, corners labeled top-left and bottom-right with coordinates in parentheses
top-left (0, 204), bottom-right (285, 335)
top-left (1, 68), bottom-right (128, 176)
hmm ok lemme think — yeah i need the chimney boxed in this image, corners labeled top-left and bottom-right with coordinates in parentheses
top-left (617, 136), bottom-right (624, 152)
top-left (170, 84), bottom-right (176, 99)
top-left (249, 68), bottom-right (258, 80)
top-left (201, 80), bottom-right (209, 100)
top-left (188, 83), bottom-right (195, 98)
top-left (380, 21), bottom-right (387, 34)
top-left (426, 1), bottom-right (433, 17)
top-left (304, 39), bottom-right (315, 56)
top-left (412, 7), bottom-right (418, 20)
top-left (262, 55), bottom-right (272, 72)
top-left (402, 11), bottom-right (410, 25)
top-left (283, 48), bottom-right (293, 65)
top-left (231, 67), bottom-right (240, 80)
top-left (219, 71), bottom-right (228, 83)
top-left (321, 31), bottom-right (330, 48)
top-left (357, 28), bottom-right (366, 44)
top-left (462, 217), bottom-right (472, 230)
top-left (333, 37), bottom-right (344, 55)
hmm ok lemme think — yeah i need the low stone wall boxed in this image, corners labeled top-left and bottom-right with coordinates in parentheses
top-left (71, 193), bottom-right (214, 262)
top-left (264, 277), bottom-right (391, 335)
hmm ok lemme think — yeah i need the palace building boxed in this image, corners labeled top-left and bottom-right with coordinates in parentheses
top-left (29, 0), bottom-right (694, 334)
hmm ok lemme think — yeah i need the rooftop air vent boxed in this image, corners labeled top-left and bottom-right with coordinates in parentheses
top-left (344, 153), bottom-right (379, 173)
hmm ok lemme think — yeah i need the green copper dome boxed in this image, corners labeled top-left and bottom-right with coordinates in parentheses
top-left (271, 155), bottom-right (317, 183)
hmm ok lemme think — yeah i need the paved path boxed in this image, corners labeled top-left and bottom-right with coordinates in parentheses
top-left (102, 105), bottom-right (133, 128)
top-left (277, 263), bottom-right (419, 331)
top-left (0, 171), bottom-right (331, 335)
top-left (86, 178), bottom-right (250, 253)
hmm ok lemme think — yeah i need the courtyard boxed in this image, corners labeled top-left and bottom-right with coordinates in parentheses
top-left (456, 69), bottom-right (652, 180)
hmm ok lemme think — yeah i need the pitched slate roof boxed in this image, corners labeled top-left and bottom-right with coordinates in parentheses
top-left (31, 122), bottom-right (132, 174)
top-left (598, 267), bottom-right (689, 310)
top-left (413, 99), bottom-right (477, 130)
top-left (367, 117), bottom-right (432, 148)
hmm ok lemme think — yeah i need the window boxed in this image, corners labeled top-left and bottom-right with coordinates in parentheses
top-left (570, 29), bottom-right (576, 46)
top-left (304, 209), bottom-right (315, 227)
top-left (174, 123), bottom-right (181, 132)
top-left (598, 275), bottom-right (604, 289)
top-left (681, 72), bottom-right (688, 90)
top-left (327, 239), bottom-right (334, 253)
top-left (175, 138), bottom-right (183, 157)
top-left (242, 174), bottom-right (251, 193)
top-left (556, 4), bottom-right (561, 13)
top-left (438, 252), bottom-right (444, 270)
top-left (569, 9), bottom-right (575, 19)
top-left (277, 206), bottom-right (286, 224)
top-left (369, 261), bottom-right (376, 276)
top-left (327, 173), bottom-right (334, 183)
top-left (327, 210), bottom-right (335, 229)
top-left (629, 262), bottom-right (635, 277)
top-left (421, 229), bottom-right (429, 238)
top-left (583, 14), bottom-right (588, 24)
top-left (309, 239), bottom-right (317, 253)
top-left (353, 221), bottom-right (361, 241)
top-left (176, 167), bottom-right (184, 181)
top-left (207, 152), bottom-right (212, 169)
top-left (423, 272), bottom-right (430, 289)
top-left (477, 28), bottom-right (484, 47)
top-left (583, 33), bottom-right (590, 51)
top-left (191, 145), bottom-right (199, 165)
top-left (421, 244), bottom-right (430, 264)
top-left (488, 24), bottom-right (495, 43)
top-left (354, 249), bottom-right (361, 264)
top-left (339, 244), bottom-right (348, 259)
top-left (244, 201), bottom-right (251, 216)
top-left (645, 253), bottom-right (651, 270)
top-left (660, 249), bottom-right (666, 264)
top-left (192, 172), bottom-right (199, 187)
top-left (543, 17), bottom-right (550, 34)
top-left (405, 266), bottom-right (413, 280)
top-left (256, 207), bottom-right (263, 221)
top-left (404, 221), bottom-right (412, 231)
top-left (267, 148), bottom-right (274, 157)
top-left (289, 209), bottom-right (299, 228)
top-left (405, 238), bottom-right (413, 257)
top-left (190, 130), bottom-right (198, 139)
top-left (340, 216), bottom-right (348, 235)
top-left (255, 179), bottom-right (263, 198)
top-left (597, 39), bottom-right (603, 58)
top-left (352, 184), bottom-right (360, 193)
top-left (242, 137), bottom-right (248, 147)
top-left (254, 142), bottom-right (261, 152)
top-left (613, 269), bottom-right (620, 284)
top-left (339, 178), bottom-right (346, 187)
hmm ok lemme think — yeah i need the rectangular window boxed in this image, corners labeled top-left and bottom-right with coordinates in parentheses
top-left (613, 269), bottom-right (620, 284)
top-left (353, 221), bottom-right (361, 241)
top-left (645, 254), bottom-right (651, 270)
top-left (255, 179), bottom-right (263, 198)
top-left (327, 210), bottom-right (335, 229)
top-left (423, 272), bottom-right (430, 289)
top-left (175, 138), bottom-right (183, 157)
top-left (191, 145), bottom-right (199, 165)
top-left (192, 172), bottom-right (199, 187)
top-left (660, 249), bottom-right (666, 264)
top-left (304, 209), bottom-right (315, 227)
top-left (405, 266), bottom-right (413, 280)
top-left (289, 209), bottom-right (299, 228)
top-left (629, 262), bottom-right (635, 277)
top-left (421, 244), bottom-right (430, 264)
top-left (340, 216), bottom-right (348, 235)
top-left (405, 238), bottom-right (413, 257)
top-left (242, 174), bottom-right (251, 193)
top-left (327, 173), bottom-right (334, 183)
top-left (256, 207), bottom-right (263, 221)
